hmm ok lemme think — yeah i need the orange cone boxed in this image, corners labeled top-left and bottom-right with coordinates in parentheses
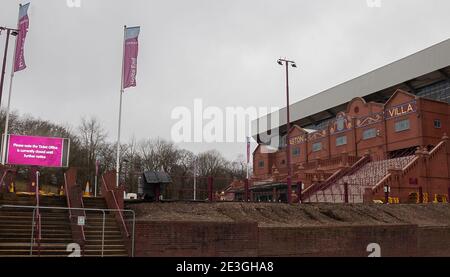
top-left (9, 182), bottom-right (15, 193)
top-left (84, 182), bottom-right (91, 197)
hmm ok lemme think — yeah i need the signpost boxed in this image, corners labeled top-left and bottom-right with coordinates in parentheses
top-left (77, 216), bottom-right (85, 226)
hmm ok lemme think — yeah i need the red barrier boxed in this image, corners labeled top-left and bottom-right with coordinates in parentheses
top-left (244, 179), bottom-right (249, 202)
top-left (207, 176), bottom-right (213, 202)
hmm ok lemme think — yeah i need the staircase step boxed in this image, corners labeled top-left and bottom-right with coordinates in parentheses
top-left (85, 245), bottom-right (126, 250)
top-left (0, 243), bottom-right (71, 250)
top-left (83, 250), bottom-right (128, 255)
top-left (83, 254), bottom-right (128, 257)
top-left (0, 222), bottom-right (70, 231)
top-left (0, 238), bottom-right (73, 243)
top-left (0, 195), bottom-right (128, 257)
top-left (85, 239), bottom-right (125, 245)
top-left (85, 230), bottom-right (122, 234)
top-left (85, 235), bottom-right (124, 240)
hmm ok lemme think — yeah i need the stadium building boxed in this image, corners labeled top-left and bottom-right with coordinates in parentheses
top-left (232, 39), bottom-right (450, 204)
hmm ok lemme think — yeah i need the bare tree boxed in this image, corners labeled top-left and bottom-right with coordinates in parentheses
top-left (197, 150), bottom-right (227, 177)
top-left (139, 138), bottom-right (179, 174)
top-left (227, 154), bottom-right (249, 180)
top-left (78, 117), bottom-right (107, 185)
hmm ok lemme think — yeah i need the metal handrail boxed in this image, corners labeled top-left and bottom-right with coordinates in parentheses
top-left (63, 173), bottom-right (73, 219)
top-left (79, 193), bottom-right (87, 241)
top-left (35, 171), bottom-right (42, 256)
top-left (102, 175), bottom-right (130, 237)
top-left (0, 204), bottom-right (136, 257)
top-left (302, 155), bottom-right (371, 201)
top-left (64, 174), bottom-right (86, 242)
top-left (0, 170), bottom-right (9, 189)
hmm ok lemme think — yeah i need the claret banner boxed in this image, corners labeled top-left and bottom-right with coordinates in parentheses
top-left (123, 26), bottom-right (140, 89)
top-left (4, 135), bottom-right (70, 168)
top-left (14, 3), bottom-right (30, 72)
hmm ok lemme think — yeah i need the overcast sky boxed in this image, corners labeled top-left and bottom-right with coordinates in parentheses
top-left (1, 0), bottom-right (450, 161)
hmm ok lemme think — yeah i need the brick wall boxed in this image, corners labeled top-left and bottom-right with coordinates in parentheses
top-left (134, 221), bottom-right (258, 257)
top-left (258, 225), bottom-right (417, 257)
top-left (417, 226), bottom-right (450, 257)
top-left (133, 221), bottom-right (450, 257)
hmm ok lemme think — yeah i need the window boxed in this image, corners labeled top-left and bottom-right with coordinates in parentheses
top-left (395, 119), bottom-right (410, 132)
top-left (292, 147), bottom-right (300, 156)
top-left (279, 134), bottom-right (287, 149)
top-left (417, 79), bottom-right (450, 104)
top-left (258, 160), bottom-right (264, 168)
top-left (312, 142), bottom-right (322, 152)
top-left (434, 119), bottom-right (442, 129)
top-left (363, 128), bottom-right (377, 140)
top-left (336, 136), bottom-right (347, 146)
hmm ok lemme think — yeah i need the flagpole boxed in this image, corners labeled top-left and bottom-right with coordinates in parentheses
top-left (2, 4), bottom-right (21, 165)
top-left (246, 137), bottom-right (250, 179)
top-left (116, 25), bottom-right (126, 187)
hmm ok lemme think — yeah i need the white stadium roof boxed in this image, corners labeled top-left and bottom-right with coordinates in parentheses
top-left (252, 38), bottom-right (450, 137)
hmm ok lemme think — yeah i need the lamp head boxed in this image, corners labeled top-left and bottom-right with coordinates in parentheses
top-left (277, 60), bottom-right (283, 66)
top-left (291, 63), bottom-right (297, 68)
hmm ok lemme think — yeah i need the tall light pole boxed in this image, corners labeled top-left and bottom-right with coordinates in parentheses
top-left (277, 58), bottom-right (297, 204)
top-left (193, 157), bottom-right (197, 201)
top-left (0, 27), bottom-right (19, 108)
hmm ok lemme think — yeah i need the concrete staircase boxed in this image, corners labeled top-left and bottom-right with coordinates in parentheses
top-left (304, 156), bottom-right (416, 203)
top-left (0, 195), bottom-right (72, 257)
top-left (82, 197), bottom-right (128, 257)
top-left (0, 194), bottom-right (129, 257)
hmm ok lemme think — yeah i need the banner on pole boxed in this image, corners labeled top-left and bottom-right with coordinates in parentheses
top-left (14, 3), bottom-right (30, 72)
top-left (3, 135), bottom-right (70, 168)
top-left (123, 26), bottom-right (140, 89)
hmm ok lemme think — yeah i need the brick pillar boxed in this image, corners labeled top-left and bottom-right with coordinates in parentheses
top-left (419, 187), bottom-right (423, 204)
top-left (28, 166), bottom-right (38, 193)
top-left (363, 188), bottom-right (373, 203)
top-left (344, 182), bottom-right (349, 203)
top-left (447, 186), bottom-right (450, 203)
top-left (416, 147), bottom-right (429, 195)
top-left (207, 176), bottom-right (213, 202)
top-left (384, 185), bottom-right (390, 204)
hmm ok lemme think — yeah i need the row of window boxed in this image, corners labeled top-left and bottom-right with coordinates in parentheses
top-left (258, 118), bottom-right (442, 168)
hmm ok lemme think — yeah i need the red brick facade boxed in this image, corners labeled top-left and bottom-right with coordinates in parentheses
top-left (251, 90), bottom-right (450, 202)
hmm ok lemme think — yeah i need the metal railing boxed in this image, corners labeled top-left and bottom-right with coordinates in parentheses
top-left (0, 170), bottom-right (9, 189)
top-left (102, 175), bottom-right (130, 238)
top-left (63, 173), bottom-right (86, 242)
top-left (0, 205), bottom-right (136, 257)
top-left (79, 194), bottom-right (87, 241)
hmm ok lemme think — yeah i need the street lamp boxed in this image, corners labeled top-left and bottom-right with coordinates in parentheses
top-left (277, 58), bottom-right (297, 204)
top-left (0, 27), bottom-right (19, 108)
